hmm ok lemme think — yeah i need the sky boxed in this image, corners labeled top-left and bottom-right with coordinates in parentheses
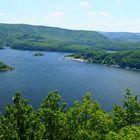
top-left (0, 0), bottom-right (140, 32)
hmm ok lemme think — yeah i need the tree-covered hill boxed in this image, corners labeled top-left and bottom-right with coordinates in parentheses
top-left (0, 89), bottom-right (140, 139)
top-left (0, 23), bottom-right (112, 52)
top-left (100, 31), bottom-right (140, 41)
top-left (0, 23), bottom-right (140, 52)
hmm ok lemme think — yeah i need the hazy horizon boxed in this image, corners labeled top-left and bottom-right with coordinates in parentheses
top-left (0, 22), bottom-right (140, 33)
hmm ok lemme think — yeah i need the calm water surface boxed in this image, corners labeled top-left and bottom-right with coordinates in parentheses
top-left (0, 48), bottom-right (140, 112)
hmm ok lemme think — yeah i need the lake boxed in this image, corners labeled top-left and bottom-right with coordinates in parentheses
top-left (0, 48), bottom-right (140, 112)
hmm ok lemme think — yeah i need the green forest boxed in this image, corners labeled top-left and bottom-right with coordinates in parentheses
top-left (67, 50), bottom-right (140, 69)
top-left (0, 24), bottom-right (140, 52)
top-left (0, 89), bottom-right (140, 139)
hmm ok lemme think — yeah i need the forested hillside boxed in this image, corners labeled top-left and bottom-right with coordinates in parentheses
top-left (100, 32), bottom-right (140, 41)
top-left (0, 23), bottom-right (111, 52)
top-left (0, 23), bottom-right (140, 52)
top-left (0, 89), bottom-right (140, 139)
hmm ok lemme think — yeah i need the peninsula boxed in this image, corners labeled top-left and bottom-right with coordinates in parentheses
top-left (0, 62), bottom-right (14, 71)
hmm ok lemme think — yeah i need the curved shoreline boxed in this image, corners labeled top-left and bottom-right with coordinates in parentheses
top-left (64, 56), bottom-right (88, 62)
top-left (65, 56), bottom-right (140, 71)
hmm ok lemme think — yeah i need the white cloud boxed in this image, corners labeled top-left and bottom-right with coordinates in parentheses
top-left (46, 12), bottom-right (64, 21)
top-left (79, 1), bottom-right (89, 7)
top-left (100, 11), bottom-right (109, 16)
top-left (88, 11), bottom-right (97, 16)
top-left (117, 0), bottom-right (123, 5)
top-left (0, 12), bottom-right (5, 16)
top-left (88, 11), bottom-right (109, 17)
top-left (49, 12), bottom-right (64, 18)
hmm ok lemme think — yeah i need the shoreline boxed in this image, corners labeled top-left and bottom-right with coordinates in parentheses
top-left (0, 68), bottom-right (14, 72)
top-left (0, 62), bottom-right (14, 72)
top-left (65, 56), bottom-right (140, 71)
top-left (64, 56), bottom-right (88, 62)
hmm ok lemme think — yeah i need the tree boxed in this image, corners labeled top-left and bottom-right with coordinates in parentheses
top-left (106, 126), bottom-right (140, 140)
top-left (112, 104), bottom-right (126, 131)
top-left (38, 90), bottom-right (67, 140)
top-left (3, 92), bottom-right (44, 139)
top-left (0, 89), bottom-right (140, 139)
top-left (123, 88), bottom-right (140, 126)
top-left (112, 88), bottom-right (140, 132)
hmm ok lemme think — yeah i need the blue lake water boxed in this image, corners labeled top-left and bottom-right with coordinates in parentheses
top-left (0, 48), bottom-right (140, 112)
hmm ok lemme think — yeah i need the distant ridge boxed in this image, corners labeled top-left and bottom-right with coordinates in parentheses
top-left (100, 32), bottom-right (140, 41)
top-left (0, 23), bottom-right (140, 51)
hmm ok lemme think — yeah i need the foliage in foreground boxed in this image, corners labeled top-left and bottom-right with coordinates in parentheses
top-left (0, 89), bottom-right (140, 140)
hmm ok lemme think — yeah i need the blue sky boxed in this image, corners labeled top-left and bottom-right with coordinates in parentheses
top-left (0, 0), bottom-right (140, 32)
